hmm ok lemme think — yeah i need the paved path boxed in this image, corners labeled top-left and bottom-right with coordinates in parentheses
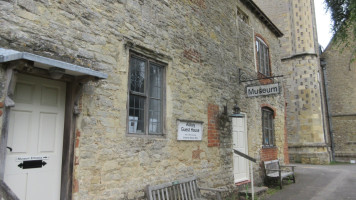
top-left (263, 164), bottom-right (356, 200)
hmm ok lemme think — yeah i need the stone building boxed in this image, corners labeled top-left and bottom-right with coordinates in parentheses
top-left (254, 0), bottom-right (331, 164)
top-left (321, 31), bottom-right (356, 163)
top-left (0, 0), bottom-right (288, 199)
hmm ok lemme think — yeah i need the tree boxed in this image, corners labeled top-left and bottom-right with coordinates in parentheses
top-left (325, 0), bottom-right (356, 44)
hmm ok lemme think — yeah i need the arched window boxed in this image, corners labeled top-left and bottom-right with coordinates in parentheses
top-left (255, 36), bottom-right (271, 76)
top-left (262, 107), bottom-right (275, 146)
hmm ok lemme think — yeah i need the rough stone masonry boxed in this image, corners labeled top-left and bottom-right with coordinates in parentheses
top-left (0, 0), bottom-right (287, 199)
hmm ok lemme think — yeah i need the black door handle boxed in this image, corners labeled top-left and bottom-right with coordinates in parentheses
top-left (6, 147), bottom-right (12, 152)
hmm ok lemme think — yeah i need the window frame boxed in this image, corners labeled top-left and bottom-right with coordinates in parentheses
top-left (262, 107), bottom-right (275, 147)
top-left (255, 36), bottom-right (271, 77)
top-left (126, 52), bottom-right (166, 137)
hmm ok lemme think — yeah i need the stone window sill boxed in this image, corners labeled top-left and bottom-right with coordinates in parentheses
top-left (262, 145), bottom-right (277, 149)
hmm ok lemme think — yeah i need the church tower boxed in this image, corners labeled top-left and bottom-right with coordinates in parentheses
top-left (253, 0), bottom-right (330, 164)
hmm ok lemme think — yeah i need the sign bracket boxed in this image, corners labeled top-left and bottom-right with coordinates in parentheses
top-left (239, 68), bottom-right (283, 84)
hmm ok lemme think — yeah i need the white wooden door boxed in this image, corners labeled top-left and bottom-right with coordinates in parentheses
top-left (4, 74), bottom-right (66, 200)
top-left (232, 116), bottom-right (249, 183)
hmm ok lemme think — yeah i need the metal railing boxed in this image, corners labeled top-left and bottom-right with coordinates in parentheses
top-left (0, 180), bottom-right (19, 200)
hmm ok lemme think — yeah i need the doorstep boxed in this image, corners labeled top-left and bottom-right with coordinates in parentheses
top-left (238, 186), bottom-right (268, 197)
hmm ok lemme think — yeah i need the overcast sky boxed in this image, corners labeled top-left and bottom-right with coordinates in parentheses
top-left (314, 0), bottom-right (333, 49)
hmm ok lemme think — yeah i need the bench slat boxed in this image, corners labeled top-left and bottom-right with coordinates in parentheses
top-left (161, 188), bottom-right (165, 200)
top-left (183, 183), bottom-right (188, 200)
top-left (158, 189), bottom-right (161, 200)
top-left (189, 181), bottom-right (194, 199)
top-left (179, 184), bottom-right (184, 200)
top-left (152, 190), bottom-right (156, 200)
top-left (165, 188), bottom-right (169, 200)
top-left (188, 182), bottom-right (192, 199)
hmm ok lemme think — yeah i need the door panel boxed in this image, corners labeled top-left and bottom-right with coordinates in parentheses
top-left (27, 171), bottom-right (58, 200)
top-left (4, 74), bottom-right (66, 200)
top-left (40, 86), bottom-right (59, 107)
top-left (8, 110), bottom-right (32, 153)
top-left (232, 116), bottom-right (249, 183)
top-left (38, 113), bottom-right (58, 152)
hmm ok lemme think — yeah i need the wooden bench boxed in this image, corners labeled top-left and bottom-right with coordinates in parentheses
top-left (264, 160), bottom-right (296, 189)
top-left (146, 176), bottom-right (226, 200)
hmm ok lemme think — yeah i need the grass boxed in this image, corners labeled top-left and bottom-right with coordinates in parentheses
top-left (224, 195), bottom-right (261, 200)
top-left (266, 186), bottom-right (280, 195)
top-left (329, 161), bottom-right (351, 165)
top-left (225, 178), bottom-right (298, 200)
top-left (224, 186), bottom-right (280, 200)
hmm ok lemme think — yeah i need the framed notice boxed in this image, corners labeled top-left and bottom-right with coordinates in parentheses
top-left (177, 120), bottom-right (203, 141)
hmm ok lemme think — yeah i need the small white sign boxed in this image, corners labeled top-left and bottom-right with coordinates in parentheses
top-left (247, 83), bottom-right (279, 97)
top-left (16, 156), bottom-right (49, 162)
top-left (129, 116), bottom-right (138, 133)
top-left (177, 121), bottom-right (203, 141)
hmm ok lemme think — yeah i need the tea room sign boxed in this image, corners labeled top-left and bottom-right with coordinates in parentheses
top-left (247, 83), bottom-right (279, 97)
top-left (177, 120), bottom-right (203, 141)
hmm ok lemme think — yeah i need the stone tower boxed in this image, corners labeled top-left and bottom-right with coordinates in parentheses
top-left (253, 0), bottom-right (330, 164)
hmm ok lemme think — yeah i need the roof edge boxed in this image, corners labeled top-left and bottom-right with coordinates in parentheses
top-left (240, 0), bottom-right (284, 37)
top-left (0, 48), bottom-right (107, 79)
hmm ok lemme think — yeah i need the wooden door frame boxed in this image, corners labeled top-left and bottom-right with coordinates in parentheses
top-left (0, 62), bottom-right (85, 200)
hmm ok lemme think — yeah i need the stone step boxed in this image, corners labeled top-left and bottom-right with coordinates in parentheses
top-left (238, 186), bottom-right (268, 198)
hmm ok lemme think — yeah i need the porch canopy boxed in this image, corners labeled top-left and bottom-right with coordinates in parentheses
top-left (0, 48), bottom-right (107, 79)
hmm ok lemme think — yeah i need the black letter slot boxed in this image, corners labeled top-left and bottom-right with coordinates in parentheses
top-left (18, 160), bottom-right (47, 169)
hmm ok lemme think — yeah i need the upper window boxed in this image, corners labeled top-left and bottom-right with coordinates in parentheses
top-left (128, 53), bottom-right (165, 135)
top-left (262, 107), bottom-right (274, 147)
top-left (255, 37), bottom-right (271, 76)
top-left (237, 7), bottom-right (249, 24)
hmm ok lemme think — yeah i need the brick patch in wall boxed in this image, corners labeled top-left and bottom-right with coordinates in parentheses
top-left (235, 180), bottom-right (251, 186)
top-left (73, 178), bottom-right (79, 193)
top-left (73, 129), bottom-right (81, 194)
top-left (75, 156), bottom-right (79, 165)
top-left (260, 103), bottom-right (276, 118)
top-left (260, 147), bottom-right (278, 161)
top-left (0, 102), bottom-right (3, 117)
top-left (258, 73), bottom-right (274, 85)
top-left (75, 130), bottom-right (81, 148)
top-left (192, 146), bottom-right (204, 159)
top-left (184, 48), bottom-right (201, 63)
top-left (189, 0), bottom-right (206, 9)
top-left (208, 104), bottom-right (219, 147)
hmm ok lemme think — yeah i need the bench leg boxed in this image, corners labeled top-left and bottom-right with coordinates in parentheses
top-left (216, 192), bottom-right (222, 200)
top-left (293, 174), bottom-right (296, 183)
top-left (280, 177), bottom-right (283, 189)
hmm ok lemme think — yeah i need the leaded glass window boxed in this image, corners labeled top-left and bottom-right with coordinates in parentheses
top-left (256, 37), bottom-right (271, 76)
top-left (262, 108), bottom-right (274, 146)
top-left (128, 53), bottom-right (164, 135)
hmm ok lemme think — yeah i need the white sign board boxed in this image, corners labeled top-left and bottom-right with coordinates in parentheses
top-left (247, 83), bottom-right (279, 97)
top-left (177, 121), bottom-right (203, 141)
top-left (16, 156), bottom-right (49, 162)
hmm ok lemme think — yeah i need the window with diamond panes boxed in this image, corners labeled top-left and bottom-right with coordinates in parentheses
top-left (128, 53), bottom-right (164, 135)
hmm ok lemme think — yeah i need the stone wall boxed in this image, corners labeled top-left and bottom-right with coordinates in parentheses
top-left (321, 33), bottom-right (356, 162)
top-left (0, 0), bottom-right (286, 199)
top-left (254, 0), bottom-right (330, 164)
